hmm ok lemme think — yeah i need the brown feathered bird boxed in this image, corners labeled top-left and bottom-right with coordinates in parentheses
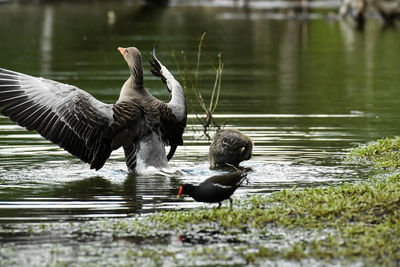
top-left (209, 129), bottom-right (252, 168)
top-left (0, 46), bottom-right (186, 173)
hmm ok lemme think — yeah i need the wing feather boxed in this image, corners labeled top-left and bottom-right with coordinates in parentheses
top-left (149, 47), bottom-right (187, 160)
top-left (158, 102), bottom-right (186, 160)
top-left (0, 68), bottom-right (115, 170)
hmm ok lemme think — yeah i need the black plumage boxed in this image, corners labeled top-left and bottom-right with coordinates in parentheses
top-left (177, 171), bottom-right (247, 208)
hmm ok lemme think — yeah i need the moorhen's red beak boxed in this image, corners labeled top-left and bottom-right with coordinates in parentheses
top-left (118, 47), bottom-right (127, 55)
top-left (177, 186), bottom-right (183, 198)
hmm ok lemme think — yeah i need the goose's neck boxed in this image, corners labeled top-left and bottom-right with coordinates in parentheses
top-left (118, 77), bottom-right (144, 101)
top-left (118, 57), bottom-right (144, 102)
top-left (129, 59), bottom-right (144, 89)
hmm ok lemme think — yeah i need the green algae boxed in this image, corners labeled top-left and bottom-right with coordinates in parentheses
top-left (140, 137), bottom-right (400, 265)
top-left (145, 176), bottom-right (399, 265)
top-left (349, 136), bottom-right (400, 170)
top-left (150, 176), bottom-right (399, 231)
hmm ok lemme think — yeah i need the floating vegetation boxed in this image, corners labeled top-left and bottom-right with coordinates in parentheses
top-left (147, 175), bottom-right (399, 265)
top-left (349, 136), bottom-right (400, 170)
top-left (1, 138), bottom-right (399, 266)
top-left (2, 178), bottom-right (399, 266)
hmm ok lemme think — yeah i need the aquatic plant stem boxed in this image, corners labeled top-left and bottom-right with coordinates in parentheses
top-left (172, 32), bottom-right (224, 139)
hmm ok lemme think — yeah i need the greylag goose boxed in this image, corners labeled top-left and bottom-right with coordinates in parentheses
top-left (209, 129), bottom-right (252, 168)
top-left (0, 46), bottom-right (186, 173)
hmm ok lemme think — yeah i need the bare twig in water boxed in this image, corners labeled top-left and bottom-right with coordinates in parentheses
top-left (173, 32), bottom-right (224, 140)
top-left (225, 163), bottom-right (240, 172)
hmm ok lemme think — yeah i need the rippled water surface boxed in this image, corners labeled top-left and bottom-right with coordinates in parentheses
top-left (0, 2), bottom-right (400, 261)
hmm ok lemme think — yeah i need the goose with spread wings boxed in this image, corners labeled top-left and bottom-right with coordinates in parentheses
top-left (0, 46), bottom-right (187, 173)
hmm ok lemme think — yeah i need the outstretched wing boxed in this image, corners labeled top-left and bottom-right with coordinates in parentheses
top-left (0, 68), bottom-right (116, 170)
top-left (149, 46), bottom-right (168, 86)
top-left (158, 103), bottom-right (186, 160)
top-left (149, 47), bottom-right (187, 160)
top-left (149, 46), bottom-right (186, 108)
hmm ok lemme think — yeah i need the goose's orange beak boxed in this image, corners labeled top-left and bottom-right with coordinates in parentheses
top-left (118, 47), bottom-right (127, 55)
top-left (177, 186), bottom-right (183, 198)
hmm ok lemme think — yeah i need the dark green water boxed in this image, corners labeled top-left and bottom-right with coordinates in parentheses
top-left (1, 1), bottom-right (400, 218)
top-left (0, 1), bottom-right (400, 265)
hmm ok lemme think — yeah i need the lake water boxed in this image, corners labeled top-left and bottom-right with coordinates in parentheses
top-left (0, 1), bottom-right (400, 264)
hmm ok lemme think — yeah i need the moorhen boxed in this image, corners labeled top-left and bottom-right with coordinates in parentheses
top-left (209, 129), bottom-right (252, 168)
top-left (0, 46), bottom-right (186, 174)
top-left (177, 171), bottom-right (247, 208)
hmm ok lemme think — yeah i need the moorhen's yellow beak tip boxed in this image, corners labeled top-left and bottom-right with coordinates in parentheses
top-left (118, 47), bottom-right (126, 55)
top-left (177, 186), bottom-right (183, 199)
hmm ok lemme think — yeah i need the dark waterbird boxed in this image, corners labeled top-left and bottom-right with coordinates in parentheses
top-left (177, 171), bottom-right (247, 208)
top-left (209, 129), bottom-right (252, 168)
top-left (0, 46), bottom-right (186, 174)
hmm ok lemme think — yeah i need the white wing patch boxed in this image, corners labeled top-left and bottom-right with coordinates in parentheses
top-left (236, 176), bottom-right (247, 186)
top-left (212, 183), bottom-right (233, 189)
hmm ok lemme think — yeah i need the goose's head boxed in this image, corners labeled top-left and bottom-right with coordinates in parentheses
top-left (118, 47), bottom-right (143, 87)
top-left (118, 47), bottom-right (142, 67)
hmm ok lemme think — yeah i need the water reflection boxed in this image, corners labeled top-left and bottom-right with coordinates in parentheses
top-left (0, 111), bottom-right (389, 221)
top-left (0, 171), bottom-right (189, 221)
top-left (40, 6), bottom-right (53, 75)
top-left (0, 3), bottom-right (400, 223)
